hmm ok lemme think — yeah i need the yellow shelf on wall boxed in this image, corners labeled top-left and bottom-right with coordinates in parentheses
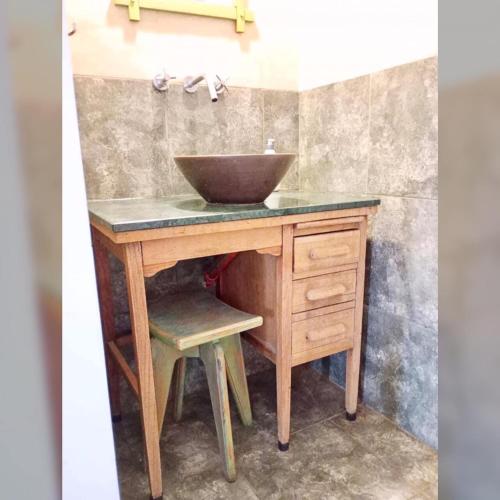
top-left (114, 0), bottom-right (255, 33)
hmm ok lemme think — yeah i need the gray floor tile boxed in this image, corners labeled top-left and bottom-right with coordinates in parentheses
top-left (113, 365), bottom-right (437, 499)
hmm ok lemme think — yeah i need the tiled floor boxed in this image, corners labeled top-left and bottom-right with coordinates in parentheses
top-left (113, 365), bottom-right (437, 499)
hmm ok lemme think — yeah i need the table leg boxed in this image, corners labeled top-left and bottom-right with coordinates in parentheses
top-left (123, 242), bottom-right (163, 499)
top-left (345, 347), bottom-right (360, 420)
top-left (345, 217), bottom-right (368, 421)
top-left (92, 232), bottom-right (121, 421)
top-left (276, 225), bottom-right (293, 451)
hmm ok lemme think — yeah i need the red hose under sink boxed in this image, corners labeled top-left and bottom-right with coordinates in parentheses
top-left (204, 252), bottom-right (239, 287)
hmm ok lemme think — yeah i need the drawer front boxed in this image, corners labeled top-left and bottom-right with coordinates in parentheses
top-left (293, 230), bottom-right (360, 274)
top-left (292, 308), bottom-right (355, 355)
top-left (292, 270), bottom-right (357, 313)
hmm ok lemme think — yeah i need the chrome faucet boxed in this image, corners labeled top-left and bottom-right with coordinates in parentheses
top-left (184, 74), bottom-right (228, 102)
top-left (152, 69), bottom-right (176, 92)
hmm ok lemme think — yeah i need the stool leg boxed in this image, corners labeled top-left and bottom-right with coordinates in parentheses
top-left (220, 334), bottom-right (252, 426)
top-left (151, 339), bottom-right (181, 434)
top-left (173, 358), bottom-right (186, 422)
top-left (200, 342), bottom-right (236, 482)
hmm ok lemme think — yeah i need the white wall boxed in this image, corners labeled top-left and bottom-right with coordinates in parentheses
top-left (68, 0), bottom-right (436, 90)
top-left (62, 15), bottom-right (120, 500)
top-left (298, 0), bottom-right (437, 90)
top-left (67, 0), bottom-right (299, 90)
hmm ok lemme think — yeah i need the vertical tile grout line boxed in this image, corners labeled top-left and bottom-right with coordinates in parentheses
top-left (297, 90), bottom-right (301, 191)
top-left (164, 84), bottom-right (172, 197)
top-left (261, 88), bottom-right (265, 153)
top-left (365, 74), bottom-right (372, 196)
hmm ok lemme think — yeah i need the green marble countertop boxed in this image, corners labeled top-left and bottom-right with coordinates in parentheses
top-left (88, 192), bottom-right (380, 233)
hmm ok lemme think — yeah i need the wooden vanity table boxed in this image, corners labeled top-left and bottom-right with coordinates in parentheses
top-left (89, 192), bottom-right (379, 499)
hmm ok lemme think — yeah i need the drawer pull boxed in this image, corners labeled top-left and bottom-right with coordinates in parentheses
top-left (306, 284), bottom-right (347, 301)
top-left (306, 323), bottom-right (346, 342)
top-left (309, 245), bottom-right (350, 260)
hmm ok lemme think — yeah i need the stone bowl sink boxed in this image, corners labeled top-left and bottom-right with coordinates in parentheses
top-left (173, 154), bottom-right (295, 204)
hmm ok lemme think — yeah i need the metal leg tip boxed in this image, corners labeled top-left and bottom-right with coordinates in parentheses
top-left (278, 441), bottom-right (289, 452)
top-left (346, 411), bottom-right (357, 421)
top-left (112, 414), bottom-right (122, 423)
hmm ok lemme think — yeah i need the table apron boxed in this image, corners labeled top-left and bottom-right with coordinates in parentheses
top-left (141, 226), bottom-right (282, 275)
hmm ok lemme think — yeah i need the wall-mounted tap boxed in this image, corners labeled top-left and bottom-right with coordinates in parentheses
top-left (184, 74), bottom-right (228, 102)
top-left (152, 70), bottom-right (176, 92)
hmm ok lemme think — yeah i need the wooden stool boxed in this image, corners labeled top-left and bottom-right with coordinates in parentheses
top-left (148, 290), bottom-right (262, 482)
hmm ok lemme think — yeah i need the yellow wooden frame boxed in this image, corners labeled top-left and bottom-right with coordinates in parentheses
top-left (114, 0), bottom-right (255, 33)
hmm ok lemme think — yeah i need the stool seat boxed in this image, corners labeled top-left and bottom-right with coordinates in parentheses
top-left (149, 289), bottom-right (261, 482)
top-left (148, 290), bottom-right (263, 350)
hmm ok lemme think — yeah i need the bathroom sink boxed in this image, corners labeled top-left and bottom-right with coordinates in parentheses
top-left (173, 154), bottom-right (295, 204)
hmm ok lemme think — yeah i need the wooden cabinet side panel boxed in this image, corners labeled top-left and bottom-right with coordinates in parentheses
top-left (219, 251), bottom-right (277, 355)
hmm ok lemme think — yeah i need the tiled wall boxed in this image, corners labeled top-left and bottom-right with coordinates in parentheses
top-left (75, 78), bottom-right (299, 199)
top-left (300, 58), bottom-right (438, 448)
top-left (75, 59), bottom-right (437, 446)
top-left (75, 77), bottom-right (299, 392)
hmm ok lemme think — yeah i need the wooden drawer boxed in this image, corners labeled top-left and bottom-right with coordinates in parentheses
top-left (292, 308), bottom-right (355, 356)
top-left (292, 270), bottom-right (356, 313)
top-left (293, 230), bottom-right (360, 274)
